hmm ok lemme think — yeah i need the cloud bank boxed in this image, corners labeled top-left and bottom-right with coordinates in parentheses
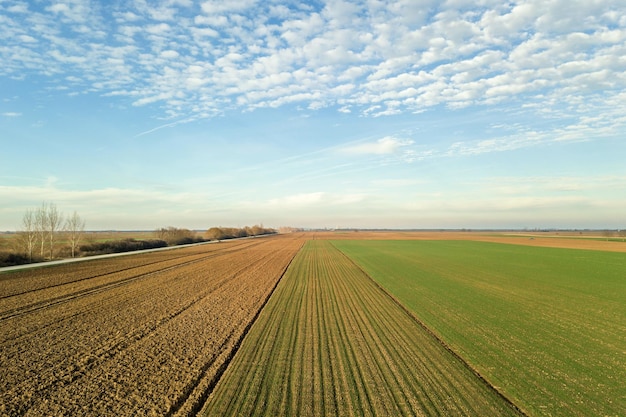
top-left (1, 0), bottom-right (624, 126)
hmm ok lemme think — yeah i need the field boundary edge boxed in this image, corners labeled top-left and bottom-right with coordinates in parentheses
top-left (329, 241), bottom-right (529, 417)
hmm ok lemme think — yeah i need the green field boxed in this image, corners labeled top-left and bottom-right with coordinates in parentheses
top-left (202, 240), bottom-right (522, 416)
top-left (333, 240), bottom-right (626, 416)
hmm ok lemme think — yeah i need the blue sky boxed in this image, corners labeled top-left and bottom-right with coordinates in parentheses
top-left (1, 0), bottom-right (625, 230)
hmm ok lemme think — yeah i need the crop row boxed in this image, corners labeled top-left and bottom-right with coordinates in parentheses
top-left (0, 234), bottom-right (303, 416)
top-left (202, 240), bottom-right (522, 416)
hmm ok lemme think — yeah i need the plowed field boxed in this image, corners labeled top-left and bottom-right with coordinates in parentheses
top-left (202, 240), bottom-right (523, 416)
top-left (0, 235), bottom-right (303, 416)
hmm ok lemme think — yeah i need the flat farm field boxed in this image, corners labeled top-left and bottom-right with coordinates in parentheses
top-left (0, 234), bottom-right (303, 416)
top-left (4, 231), bottom-right (624, 416)
top-left (333, 239), bottom-right (626, 416)
top-left (202, 240), bottom-right (523, 416)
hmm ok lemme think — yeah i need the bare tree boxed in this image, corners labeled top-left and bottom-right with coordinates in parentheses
top-left (33, 202), bottom-right (64, 260)
top-left (18, 208), bottom-right (37, 262)
top-left (46, 203), bottom-right (63, 259)
top-left (17, 203), bottom-right (83, 261)
top-left (64, 211), bottom-right (85, 258)
top-left (35, 203), bottom-right (49, 259)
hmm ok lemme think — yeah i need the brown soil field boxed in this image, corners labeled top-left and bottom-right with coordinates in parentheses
top-left (0, 234), bottom-right (304, 416)
top-left (312, 230), bottom-right (626, 252)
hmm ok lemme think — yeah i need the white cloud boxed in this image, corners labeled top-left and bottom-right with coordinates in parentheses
top-left (145, 23), bottom-right (171, 35)
top-left (267, 192), bottom-right (325, 208)
top-left (341, 136), bottom-right (414, 155)
top-left (47, 3), bottom-right (71, 15)
top-left (7, 3), bottom-right (29, 13)
top-left (147, 7), bottom-right (177, 21)
top-left (160, 49), bottom-right (179, 59)
top-left (262, 191), bottom-right (367, 211)
top-left (18, 35), bottom-right (37, 43)
top-left (371, 178), bottom-right (427, 187)
top-left (44, 1), bottom-right (98, 25)
top-left (200, 0), bottom-right (258, 15)
top-left (481, 175), bottom-right (626, 201)
top-left (0, 181), bottom-right (224, 230)
top-left (194, 14), bottom-right (228, 27)
top-left (2, 112), bottom-right (22, 117)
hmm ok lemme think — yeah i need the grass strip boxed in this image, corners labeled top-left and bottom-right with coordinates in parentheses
top-left (333, 239), bottom-right (626, 417)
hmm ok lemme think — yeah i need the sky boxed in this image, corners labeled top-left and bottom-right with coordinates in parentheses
top-left (1, 0), bottom-right (625, 231)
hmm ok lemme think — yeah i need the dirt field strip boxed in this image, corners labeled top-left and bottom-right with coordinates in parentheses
top-left (0, 234), bottom-right (303, 416)
top-left (0, 239), bottom-right (264, 322)
top-left (0, 238), bottom-right (257, 299)
top-left (201, 240), bottom-right (523, 416)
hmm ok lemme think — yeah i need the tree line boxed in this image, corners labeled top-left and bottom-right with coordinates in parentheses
top-left (154, 227), bottom-right (205, 245)
top-left (1, 203), bottom-right (276, 267)
top-left (205, 225), bottom-right (276, 241)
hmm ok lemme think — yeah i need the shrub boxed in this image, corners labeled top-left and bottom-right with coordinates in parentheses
top-left (80, 239), bottom-right (168, 255)
top-left (0, 251), bottom-right (41, 267)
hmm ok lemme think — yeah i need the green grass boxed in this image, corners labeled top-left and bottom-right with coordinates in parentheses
top-left (333, 240), bottom-right (626, 416)
top-left (202, 240), bottom-right (522, 416)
